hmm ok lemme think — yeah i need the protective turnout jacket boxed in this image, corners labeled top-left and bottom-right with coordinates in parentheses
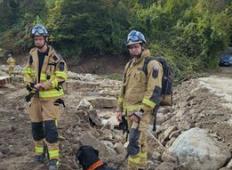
top-left (118, 49), bottom-right (163, 114)
top-left (23, 46), bottom-right (68, 99)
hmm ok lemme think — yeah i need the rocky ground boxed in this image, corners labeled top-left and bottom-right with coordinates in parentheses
top-left (0, 66), bottom-right (232, 170)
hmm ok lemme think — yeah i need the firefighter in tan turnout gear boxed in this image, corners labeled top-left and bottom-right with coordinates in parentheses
top-left (6, 54), bottom-right (16, 76)
top-left (23, 24), bottom-right (68, 170)
top-left (117, 30), bottom-right (163, 170)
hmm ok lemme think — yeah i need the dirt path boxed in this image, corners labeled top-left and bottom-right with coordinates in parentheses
top-left (199, 75), bottom-right (232, 111)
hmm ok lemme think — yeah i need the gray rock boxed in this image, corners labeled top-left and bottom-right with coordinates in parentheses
top-left (158, 107), bottom-right (170, 114)
top-left (66, 79), bottom-right (100, 93)
top-left (177, 120), bottom-right (193, 130)
top-left (159, 126), bottom-right (177, 144)
top-left (0, 151), bottom-right (3, 159)
top-left (156, 114), bottom-right (167, 125)
top-left (98, 89), bottom-right (118, 97)
top-left (152, 151), bottom-right (161, 161)
top-left (67, 72), bottom-right (97, 81)
top-left (147, 160), bottom-right (161, 170)
top-left (114, 142), bottom-right (125, 154)
top-left (80, 133), bottom-right (115, 158)
top-left (88, 109), bottom-right (102, 126)
top-left (168, 128), bottom-right (231, 170)
top-left (226, 158), bottom-right (232, 168)
top-left (87, 96), bottom-right (117, 108)
top-left (155, 162), bottom-right (177, 170)
top-left (77, 98), bottom-right (93, 111)
top-left (219, 168), bottom-right (231, 170)
top-left (169, 130), bottom-right (181, 139)
top-left (101, 140), bottom-right (114, 148)
top-left (161, 151), bottom-right (177, 163)
top-left (100, 129), bottom-right (114, 140)
top-left (165, 137), bottom-right (176, 147)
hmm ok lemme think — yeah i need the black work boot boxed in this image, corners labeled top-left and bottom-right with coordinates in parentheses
top-left (48, 159), bottom-right (59, 170)
top-left (33, 145), bottom-right (48, 163)
top-left (33, 154), bottom-right (46, 163)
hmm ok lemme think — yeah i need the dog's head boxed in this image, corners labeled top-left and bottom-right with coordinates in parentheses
top-left (76, 145), bottom-right (100, 170)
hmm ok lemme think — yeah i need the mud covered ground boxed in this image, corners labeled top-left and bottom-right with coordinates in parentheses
top-left (0, 68), bottom-right (232, 170)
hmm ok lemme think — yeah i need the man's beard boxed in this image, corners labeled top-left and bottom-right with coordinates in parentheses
top-left (131, 53), bottom-right (142, 58)
top-left (35, 43), bottom-right (46, 49)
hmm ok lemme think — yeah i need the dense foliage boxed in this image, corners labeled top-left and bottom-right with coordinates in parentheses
top-left (0, 0), bottom-right (232, 79)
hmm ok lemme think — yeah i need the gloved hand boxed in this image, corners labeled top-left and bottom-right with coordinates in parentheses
top-left (129, 110), bottom-right (144, 123)
top-left (116, 115), bottom-right (129, 135)
top-left (25, 83), bottom-right (39, 102)
top-left (133, 110), bottom-right (144, 119)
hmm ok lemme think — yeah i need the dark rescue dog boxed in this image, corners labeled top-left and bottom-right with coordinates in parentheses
top-left (76, 145), bottom-right (116, 170)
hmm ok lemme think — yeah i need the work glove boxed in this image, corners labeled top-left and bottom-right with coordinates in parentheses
top-left (116, 115), bottom-right (129, 135)
top-left (129, 110), bottom-right (144, 123)
top-left (25, 83), bottom-right (39, 102)
top-left (26, 83), bottom-right (35, 92)
top-left (133, 110), bottom-right (144, 119)
top-left (54, 98), bottom-right (66, 107)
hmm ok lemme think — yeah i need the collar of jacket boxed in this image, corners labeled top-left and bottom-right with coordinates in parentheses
top-left (132, 49), bottom-right (151, 65)
top-left (30, 45), bottom-right (56, 58)
top-left (29, 45), bottom-right (60, 83)
top-left (29, 45), bottom-right (60, 68)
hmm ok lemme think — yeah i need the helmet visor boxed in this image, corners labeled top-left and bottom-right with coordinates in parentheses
top-left (127, 34), bottom-right (140, 42)
top-left (32, 27), bottom-right (46, 35)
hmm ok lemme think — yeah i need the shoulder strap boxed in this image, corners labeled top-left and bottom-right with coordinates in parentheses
top-left (123, 60), bottom-right (133, 82)
top-left (142, 56), bottom-right (160, 76)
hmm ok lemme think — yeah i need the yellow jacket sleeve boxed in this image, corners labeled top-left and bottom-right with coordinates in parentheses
top-left (22, 55), bottom-right (34, 85)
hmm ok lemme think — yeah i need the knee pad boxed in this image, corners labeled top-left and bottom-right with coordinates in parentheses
top-left (44, 120), bottom-right (58, 143)
top-left (32, 122), bottom-right (45, 141)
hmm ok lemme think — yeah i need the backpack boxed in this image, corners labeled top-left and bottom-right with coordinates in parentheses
top-left (142, 56), bottom-right (173, 106)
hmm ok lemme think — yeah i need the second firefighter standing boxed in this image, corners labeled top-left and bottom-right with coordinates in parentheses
top-left (117, 30), bottom-right (163, 170)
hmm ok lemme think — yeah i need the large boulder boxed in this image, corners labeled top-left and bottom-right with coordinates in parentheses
top-left (168, 128), bottom-right (231, 170)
